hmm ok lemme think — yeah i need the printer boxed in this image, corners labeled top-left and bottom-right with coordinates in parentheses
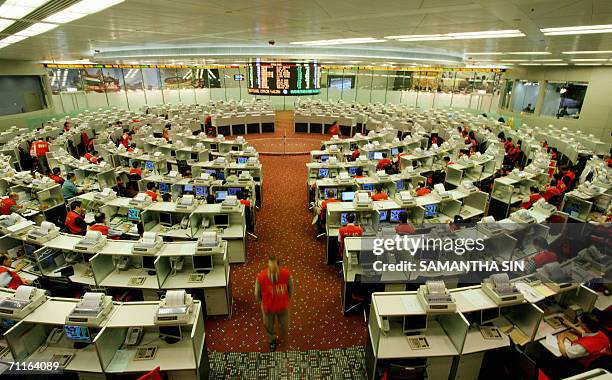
top-left (353, 191), bottom-right (373, 210)
top-left (74, 230), bottom-right (107, 253)
top-left (163, 170), bottom-right (182, 182)
top-left (531, 198), bottom-right (556, 216)
top-left (132, 232), bottom-right (163, 254)
top-left (0, 213), bottom-right (34, 235)
top-left (221, 195), bottom-right (239, 210)
top-left (246, 157), bottom-right (259, 167)
top-left (458, 180), bottom-right (477, 194)
top-left (433, 184), bottom-right (452, 200)
top-left (65, 292), bottom-right (113, 327)
top-left (510, 209), bottom-right (536, 224)
top-left (196, 231), bottom-right (223, 254)
top-left (537, 262), bottom-right (579, 292)
top-left (93, 187), bottom-right (117, 202)
top-left (154, 290), bottom-right (195, 325)
top-left (578, 246), bottom-right (611, 272)
top-left (417, 280), bottom-right (456, 313)
top-left (26, 221), bottom-right (60, 244)
top-left (176, 194), bottom-right (196, 211)
top-left (395, 191), bottom-right (416, 207)
top-left (337, 172), bottom-right (352, 184)
top-left (31, 176), bottom-right (56, 191)
top-left (482, 273), bottom-right (524, 306)
top-left (129, 192), bottom-right (152, 207)
top-left (0, 285), bottom-right (46, 320)
top-left (237, 171), bottom-right (253, 182)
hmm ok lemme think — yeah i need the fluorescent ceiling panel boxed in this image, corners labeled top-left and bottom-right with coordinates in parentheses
top-left (0, 18), bottom-right (16, 30)
top-left (44, 0), bottom-right (124, 24)
top-left (506, 52), bottom-right (551, 55)
top-left (15, 22), bottom-right (58, 37)
top-left (387, 29), bottom-right (524, 41)
top-left (562, 50), bottom-right (612, 54)
top-left (290, 38), bottom-right (385, 46)
top-left (542, 24), bottom-right (612, 36)
top-left (0, 0), bottom-right (50, 19)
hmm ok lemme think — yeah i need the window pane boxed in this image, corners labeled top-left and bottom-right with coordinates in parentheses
top-left (541, 82), bottom-right (587, 119)
top-left (511, 80), bottom-right (539, 113)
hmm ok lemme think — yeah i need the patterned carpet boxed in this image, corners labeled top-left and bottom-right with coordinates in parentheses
top-left (205, 112), bottom-right (368, 352)
top-left (208, 347), bottom-right (367, 380)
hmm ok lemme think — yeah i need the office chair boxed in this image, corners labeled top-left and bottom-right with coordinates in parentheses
top-left (137, 366), bottom-right (164, 380)
top-left (345, 274), bottom-right (369, 324)
top-left (245, 207), bottom-right (258, 241)
top-left (386, 359), bottom-right (428, 380)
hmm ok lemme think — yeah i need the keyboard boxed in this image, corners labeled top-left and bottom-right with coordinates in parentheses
top-left (128, 276), bottom-right (146, 286)
top-left (480, 326), bottom-right (502, 340)
top-left (188, 273), bottom-right (205, 282)
top-left (133, 346), bottom-right (157, 361)
top-left (407, 336), bottom-right (429, 350)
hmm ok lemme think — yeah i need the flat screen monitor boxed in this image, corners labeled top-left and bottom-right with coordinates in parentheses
top-left (193, 255), bottom-right (213, 271)
top-left (324, 188), bottom-right (337, 200)
top-left (318, 168), bottom-right (329, 178)
top-left (424, 204), bottom-right (438, 219)
top-left (142, 256), bottom-right (156, 270)
top-left (195, 186), bottom-right (208, 197)
top-left (227, 187), bottom-right (241, 196)
top-left (391, 147), bottom-right (399, 156)
top-left (145, 161), bottom-right (154, 170)
top-left (127, 208), bottom-right (140, 222)
top-left (348, 167), bottom-right (358, 176)
top-left (481, 308), bottom-right (500, 324)
top-left (379, 210), bottom-right (388, 222)
top-left (64, 325), bottom-right (91, 342)
top-left (184, 184), bottom-right (193, 193)
top-left (320, 155), bottom-right (329, 163)
top-left (230, 146), bottom-right (239, 151)
top-left (340, 212), bottom-right (349, 226)
top-left (1, 319), bottom-right (16, 330)
top-left (213, 214), bottom-right (229, 227)
top-left (396, 179), bottom-right (405, 190)
top-left (159, 182), bottom-right (170, 193)
top-left (362, 183), bottom-right (374, 191)
top-left (237, 157), bottom-right (248, 164)
top-left (373, 152), bottom-right (383, 160)
top-left (190, 152), bottom-right (198, 160)
top-left (328, 76), bottom-right (355, 90)
top-left (205, 169), bottom-right (216, 175)
top-left (215, 191), bottom-right (228, 202)
top-left (341, 191), bottom-right (355, 201)
top-left (209, 143), bottom-right (217, 151)
top-left (403, 314), bottom-right (427, 334)
top-left (23, 243), bottom-right (36, 259)
top-left (367, 152), bottom-right (375, 160)
top-left (390, 209), bottom-right (402, 223)
top-left (562, 201), bottom-right (580, 216)
top-left (158, 325), bottom-right (182, 340)
top-left (159, 212), bottom-right (172, 226)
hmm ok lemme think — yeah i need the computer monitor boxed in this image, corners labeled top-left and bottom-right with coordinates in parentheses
top-left (227, 187), bottom-right (241, 196)
top-left (142, 256), bottom-right (156, 270)
top-left (348, 167), bottom-right (358, 176)
top-left (362, 183), bottom-right (374, 191)
top-left (191, 152), bottom-right (198, 160)
top-left (205, 169), bottom-right (216, 176)
top-left (64, 325), bottom-right (91, 342)
top-left (562, 200), bottom-right (580, 216)
top-left (215, 191), bottom-right (228, 202)
top-left (403, 314), bottom-right (428, 334)
top-left (127, 208), bottom-right (140, 222)
top-left (390, 209), bottom-right (402, 223)
top-left (209, 143), bottom-right (218, 151)
top-left (184, 184), bottom-right (193, 193)
top-left (318, 168), bottom-right (329, 178)
top-left (217, 172), bottom-right (225, 180)
top-left (324, 188), bottom-right (337, 200)
top-left (320, 155), bottom-right (329, 162)
top-left (159, 212), bottom-right (172, 226)
top-left (23, 243), bottom-right (36, 259)
top-left (145, 161), bottom-right (154, 170)
top-left (481, 307), bottom-right (500, 324)
top-left (391, 147), bottom-right (399, 156)
top-left (379, 210), bottom-right (388, 222)
top-left (424, 204), bottom-right (438, 219)
top-left (358, 250), bottom-right (376, 265)
top-left (237, 157), bottom-right (248, 164)
top-left (193, 255), bottom-right (213, 271)
top-left (341, 191), bottom-right (355, 201)
top-left (367, 152), bottom-right (375, 160)
top-left (1, 319), bottom-right (15, 330)
top-left (340, 213), bottom-right (349, 226)
top-left (159, 182), bottom-right (170, 193)
top-left (170, 150), bottom-right (176, 157)
top-left (373, 152), bottom-right (383, 160)
top-left (195, 186), bottom-right (208, 197)
top-left (158, 325), bottom-right (182, 341)
top-left (213, 214), bottom-right (229, 227)
top-left (231, 145), bottom-right (239, 151)
top-left (396, 179), bottom-right (405, 190)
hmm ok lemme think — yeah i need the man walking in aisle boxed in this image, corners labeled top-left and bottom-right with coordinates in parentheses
top-left (255, 256), bottom-right (293, 352)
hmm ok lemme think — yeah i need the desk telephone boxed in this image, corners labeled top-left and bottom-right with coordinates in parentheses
top-left (46, 328), bottom-right (64, 345)
top-left (180, 216), bottom-right (189, 229)
top-left (125, 327), bottom-right (143, 346)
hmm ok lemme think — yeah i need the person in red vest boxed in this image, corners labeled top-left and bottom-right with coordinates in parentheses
top-left (65, 200), bottom-right (88, 235)
top-left (524, 237), bottom-right (558, 273)
top-left (415, 182), bottom-right (431, 197)
top-left (121, 129), bottom-right (130, 148)
top-left (0, 193), bottom-right (21, 215)
top-left (237, 190), bottom-right (251, 207)
top-left (0, 254), bottom-right (28, 289)
top-left (84, 152), bottom-right (92, 161)
top-left (339, 213), bottom-right (363, 255)
top-left (88, 213), bottom-right (109, 236)
top-left (145, 182), bottom-right (159, 202)
top-left (255, 256), bottom-right (293, 352)
top-left (395, 212), bottom-right (416, 234)
top-left (32, 137), bottom-right (51, 174)
top-left (376, 152), bottom-right (393, 171)
top-left (350, 147), bottom-right (360, 161)
top-left (88, 151), bottom-right (100, 164)
top-left (328, 121), bottom-right (341, 137)
top-left (49, 167), bottom-right (64, 185)
top-left (504, 137), bottom-right (514, 154)
top-left (371, 184), bottom-right (389, 201)
top-left (63, 121), bottom-right (72, 132)
top-left (558, 313), bottom-right (610, 369)
top-left (353, 167), bottom-right (365, 179)
top-left (129, 161), bottom-right (142, 178)
top-left (543, 179), bottom-right (561, 202)
top-left (522, 186), bottom-right (543, 209)
top-left (395, 147), bottom-right (407, 167)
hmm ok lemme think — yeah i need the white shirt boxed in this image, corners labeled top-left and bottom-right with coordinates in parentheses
top-left (562, 333), bottom-right (598, 359)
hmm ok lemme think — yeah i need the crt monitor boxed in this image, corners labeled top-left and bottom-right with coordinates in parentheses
top-left (341, 191), bottom-right (355, 201)
top-left (320, 155), bottom-right (329, 162)
top-left (396, 179), bottom-right (405, 190)
top-left (324, 188), bottom-right (337, 200)
top-left (213, 214), bottom-right (229, 227)
top-left (215, 191), bottom-right (228, 202)
top-left (403, 314), bottom-right (428, 334)
top-left (390, 209), bottom-right (402, 223)
top-left (217, 172), bottom-right (225, 180)
top-left (340, 213), bottom-right (348, 226)
top-left (362, 183), bottom-right (374, 191)
top-left (379, 210), bottom-right (388, 222)
top-left (170, 150), bottom-right (176, 157)
top-left (562, 200), bottom-right (580, 215)
top-left (373, 152), bottom-right (383, 160)
top-left (227, 187), bottom-right (241, 196)
top-left (367, 152), bottom-right (375, 160)
top-left (231, 145), bottom-right (239, 151)
top-left (237, 157), bottom-right (248, 164)
top-left (159, 182), bottom-right (170, 193)
top-left (159, 212), bottom-right (172, 226)
top-left (184, 184), bottom-right (193, 193)
top-left (193, 255), bottom-right (213, 271)
top-left (481, 307), bottom-right (500, 324)
top-left (195, 186), bottom-right (208, 197)
top-left (209, 143), bottom-right (218, 151)
top-left (127, 208), bottom-right (140, 222)
top-left (424, 204), bottom-right (438, 219)
top-left (348, 166), bottom-right (358, 176)
top-left (64, 325), bottom-right (91, 342)
top-left (318, 168), bottom-right (329, 178)
top-left (191, 152), bottom-right (198, 160)
top-left (391, 147), bottom-right (399, 156)
top-left (145, 161), bottom-right (154, 170)
top-left (205, 169), bottom-right (216, 176)
top-left (142, 256), bottom-right (156, 270)
top-left (23, 243), bottom-right (37, 259)
top-left (159, 325), bottom-right (182, 340)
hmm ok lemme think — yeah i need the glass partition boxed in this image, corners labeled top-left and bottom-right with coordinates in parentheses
top-left (511, 80), bottom-right (539, 113)
top-left (541, 81), bottom-right (587, 119)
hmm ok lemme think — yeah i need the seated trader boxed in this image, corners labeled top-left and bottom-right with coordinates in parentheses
top-left (395, 212), bottom-right (415, 234)
top-left (145, 182), bottom-right (159, 202)
top-left (350, 147), bottom-right (360, 161)
top-left (523, 237), bottom-right (558, 273)
top-left (376, 152), bottom-right (393, 171)
top-left (49, 167), bottom-right (64, 185)
top-left (338, 213), bottom-right (363, 253)
top-left (558, 313), bottom-right (611, 369)
top-left (543, 179), bottom-right (561, 203)
top-left (65, 200), bottom-right (88, 235)
top-left (237, 190), bottom-right (251, 207)
top-left (0, 254), bottom-right (28, 289)
top-left (371, 184), bottom-right (389, 201)
top-left (62, 172), bottom-right (79, 200)
top-left (522, 186), bottom-right (543, 209)
top-left (415, 182), bottom-right (431, 197)
top-left (353, 167), bottom-right (365, 179)
top-left (0, 193), bottom-right (21, 215)
top-left (129, 161), bottom-right (142, 178)
top-left (88, 150), bottom-right (100, 164)
top-left (328, 120), bottom-right (341, 137)
top-left (88, 212), bottom-right (109, 236)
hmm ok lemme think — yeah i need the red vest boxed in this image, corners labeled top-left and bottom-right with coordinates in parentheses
top-left (371, 193), bottom-right (389, 201)
top-left (146, 190), bottom-right (158, 202)
top-left (258, 268), bottom-right (290, 313)
top-left (240, 199), bottom-right (251, 207)
top-left (0, 267), bottom-right (23, 289)
top-left (84, 153), bottom-right (92, 161)
top-left (34, 141), bottom-right (49, 156)
top-left (522, 194), bottom-right (543, 209)
top-left (130, 168), bottom-right (142, 177)
top-left (0, 198), bottom-right (16, 215)
top-left (575, 331), bottom-right (610, 368)
top-left (65, 210), bottom-right (85, 235)
top-left (533, 250), bottom-right (557, 267)
top-left (377, 158), bottom-right (392, 171)
top-left (49, 174), bottom-right (64, 184)
top-left (89, 224), bottom-right (108, 236)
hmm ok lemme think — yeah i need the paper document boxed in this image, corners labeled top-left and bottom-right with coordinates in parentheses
top-left (107, 349), bottom-right (134, 372)
top-left (544, 334), bottom-right (562, 357)
top-left (515, 282), bottom-right (545, 303)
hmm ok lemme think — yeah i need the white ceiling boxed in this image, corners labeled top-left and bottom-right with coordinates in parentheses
top-left (2, 0), bottom-right (612, 65)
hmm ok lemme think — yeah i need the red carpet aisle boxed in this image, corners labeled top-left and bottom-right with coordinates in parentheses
top-left (205, 112), bottom-right (368, 352)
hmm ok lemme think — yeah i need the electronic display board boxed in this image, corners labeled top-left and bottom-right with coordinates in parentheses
top-left (247, 62), bottom-right (320, 95)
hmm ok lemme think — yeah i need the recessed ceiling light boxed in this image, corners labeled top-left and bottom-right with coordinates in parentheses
top-left (386, 29), bottom-right (524, 41)
top-left (0, 0), bottom-right (50, 20)
top-left (542, 24), bottom-right (612, 36)
top-left (465, 52), bottom-right (504, 55)
top-left (507, 52), bottom-right (551, 55)
top-left (542, 63), bottom-right (569, 66)
top-left (562, 50), bottom-right (612, 54)
top-left (531, 59), bottom-right (563, 62)
top-left (15, 22), bottom-right (58, 37)
top-left (0, 35), bottom-right (28, 44)
top-left (570, 58), bottom-right (609, 62)
top-left (0, 18), bottom-right (16, 30)
top-left (500, 59), bottom-right (529, 62)
top-left (519, 63), bottom-right (541, 66)
top-left (44, 0), bottom-right (124, 24)
top-left (290, 37), bottom-right (385, 46)
top-left (574, 63), bottom-right (603, 66)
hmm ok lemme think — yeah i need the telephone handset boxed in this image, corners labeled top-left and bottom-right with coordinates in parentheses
top-left (47, 328), bottom-right (64, 345)
top-left (180, 216), bottom-right (189, 229)
top-left (201, 218), bottom-right (210, 229)
top-left (124, 327), bottom-right (143, 346)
